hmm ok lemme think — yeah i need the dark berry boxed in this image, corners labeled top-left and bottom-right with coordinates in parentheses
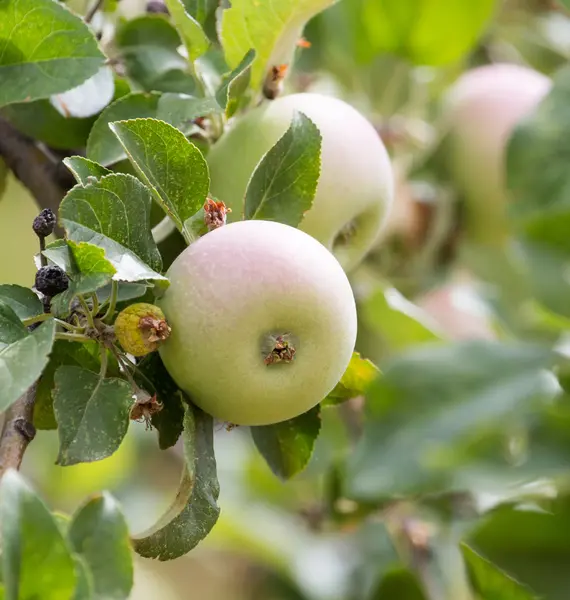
top-left (32, 208), bottom-right (56, 238)
top-left (35, 266), bottom-right (69, 297)
top-left (146, 0), bottom-right (168, 13)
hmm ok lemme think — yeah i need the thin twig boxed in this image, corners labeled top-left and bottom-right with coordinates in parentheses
top-left (85, 0), bottom-right (104, 23)
top-left (0, 118), bottom-right (66, 236)
top-left (0, 384), bottom-right (38, 479)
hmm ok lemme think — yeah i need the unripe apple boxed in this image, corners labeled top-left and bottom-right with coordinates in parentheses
top-left (442, 63), bottom-right (551, 244)
top-left (158, 220), bottom-right (358, 425)
top-left (207, 93), bottom-right (394, 272)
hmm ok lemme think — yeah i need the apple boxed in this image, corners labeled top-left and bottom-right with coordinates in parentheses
top-left (442, 63), bottom-right (551, 244)
top-left (158, 220), bottom-right (358, 425)
top-left (206, 93), bottom-right (394, 272)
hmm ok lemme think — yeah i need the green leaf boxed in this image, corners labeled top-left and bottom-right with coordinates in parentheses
top-left (346, 341), bottom-right (555, 500)
top-left (0, 285), bottom-right (42, 320)
top-left (115, 16), bottom-right (196, 96)
top-left (360, 0), bottom-right (496, 66)
top-left (136, 353), bottom-right (185, 450)
top-left (468, 499), bottom-right (570, 600)
top-left (372, 567), bottom-right (426, 600)
top-left (1, 101), bottom-right (95, 149)
top-left (461, 544), bottom-right (537, 600)
top-left (34, 340), bottom-right (102, 431)
top-left (53, 365), bottom-right (133, 466)
top-left (68, 241), bottom-right (116, 277)
top-left (244, 111), bottom-right (321, 226)
top-left (87, 93), bottom-right (161, 167)
top-left (86, 91), bottom-right (216, 167)
top-left (183, 0), bottom-right (218, 25)
top-left (133, 403), bottom-right (220, 560)
top-left (110, 118), bottom-right (209, 242)
top-left (156, 93), bottom-right (221, 132)
top-left (68, 494), bottom-right (133, 600)
top-left (0, 470), bottom-right (76, 600)
top-left (221, 0), bottom-right (338, 90)
top-left (0, 320), bottom-right (56, 412)
top-left (216, 49), bottom-right (255, 118)
top-left (322, 352), bottom-right (379, 406)
top-left (0, 300), bottom-right (28, 344)
top-left (59, 173), bottom-right (165, 281)
top-left (507, 66), bottom-right (570, 318)
top-left (0, 0), bottom-right (104, 106)
top-left (251, 405), bottom-right (321, 480)
top-left (42, 240), bottom-right (74, 273)
top-left (63, 156), bottom-right (112, 186)
top-left (72, 556), bottom-right (94, 600)
top-left (164, 0), bottom-right (210, 61)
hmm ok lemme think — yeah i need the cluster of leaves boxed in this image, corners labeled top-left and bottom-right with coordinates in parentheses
top-left (0, 0), bottom-right (379, 595)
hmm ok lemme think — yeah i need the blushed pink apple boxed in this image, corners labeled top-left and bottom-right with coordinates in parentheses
top-left (158, 220), bottom-right (358, 425)
top-left (443, 63), bottom-right (551, 244)
top-left (207, 93), bottom-right (394, 272)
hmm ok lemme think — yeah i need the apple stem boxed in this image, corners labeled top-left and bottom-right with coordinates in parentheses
top-left (263, 333), bottom-right (296, 365)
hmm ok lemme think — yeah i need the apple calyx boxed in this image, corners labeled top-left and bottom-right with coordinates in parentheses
top-left (204, 197), bottom-right (232, 231)
top-left (263, 333), bottom-right (296, 365)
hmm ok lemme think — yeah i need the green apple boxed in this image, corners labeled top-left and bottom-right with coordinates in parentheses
top-left (442, 63), bottom-right (551, 245)
top-left (158, 220), bottom-right (357, 425)
top-left (207, 93), bottom-right (394, 272)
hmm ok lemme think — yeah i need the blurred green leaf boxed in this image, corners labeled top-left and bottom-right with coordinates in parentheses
top-left (42, 240), bottom-right (75, 273)
top-left (372, 567), bottom-right (426, 600)
top-left (136, 353), bottom-right (185, 450)
top-left (110, 118), bottom-right (209, 243)
top-left (53, 365), bottom-right (133, 466)
top-left (87, 93), bottom-right (161, 166)
top-left (468, 499), bottom-right (570, 600)
top-left (251, 405), bottom-right (321, 480)
top-left (183, 0), bottom-right (218, 25)
top-left (0, 301), bottom-right (28, 344)
top-left (323, 352), bottom-right (379, 407)
top-left (68, 494), bottom-right (133, 600)
top-left (507, 66), bottom-right (570, 319)
top-left (0, 285), bottom-right (42, 321)
top-left (0, 471), bottom-right (76, 600)
top-left (0, 0), bottom-right (104, 106)
top-left (221, 0), bottom-right (338, 89)
top-left (360, 0), bottom-right (496, 66)
top-left (245, 112), bottom-right (321, 226)
top-left (116, 16), bottom-right (196, 96)
top-left (63, 157), bottom-right (112, 186)
top-left (164, 0), bottom-right (209, 61)
top-left (72, 556), bottom-right (94, 600)
top-left (1, 101), bottom-right (95, 149)
top-left (59, 174), bottom-right (165, 282)
top-left (216, 49), bottom-right (256, 118)
top-left (0, 320), bottom-right (55, 412)
top-left (34, 340), bottom-right (101, 431)
top-left (346, 341), bottom-right (555, 500)
top-left (133, 403), bottom-right (220, 560)
top-left (361, 286), bottom-right (441, 352)
top-left (461, 543), bottom-right (537, 600)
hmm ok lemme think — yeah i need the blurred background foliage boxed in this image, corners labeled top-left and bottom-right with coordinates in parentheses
top-left (4, 0), bottom-right (570, 597)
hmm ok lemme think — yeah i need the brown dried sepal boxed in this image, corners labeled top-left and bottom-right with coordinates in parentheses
top-left (204, 197), bottom-right (232, 231)
top-left (139, 315), bottom-right (171, 344)
top-left (263, 64), bottom-right (289, 100)
top-left (130, 392), bottom-right (163, 429)
top-left (264, 335), bottom-right (296, 365)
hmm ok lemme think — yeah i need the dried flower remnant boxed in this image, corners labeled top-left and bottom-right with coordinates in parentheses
top-left (204, 197), bottom-right (232, 231)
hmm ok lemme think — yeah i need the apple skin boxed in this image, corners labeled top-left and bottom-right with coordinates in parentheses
top-left (443, 63), bottom-right (551, 244)
top-left (207, 93), bottom-right (394, 273)
top-left (158, 220), bottom-right (358, 425)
